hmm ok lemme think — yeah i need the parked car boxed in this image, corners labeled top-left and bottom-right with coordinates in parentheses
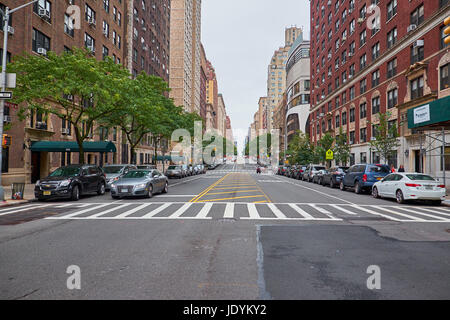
top-left (313, 169), bottom-right (329, 184)
top-left (302, 165), bottom-right (326, 182)
top-left (321, 166), bottom-right (349, 187)
top-left (287, 165), bottom-right (297, 178)
top-left (165, 165), bottom-right (186, 179)
top-left (103, 164), bottom-right (137, 190)
top-left (340, 164), bottom-right (390, 194)
top-left (137, 165), bottom-right (157, 170)
top-left (187, 165), bottom-right (195, 176)
top-left (110, 169), bottom-right (168, 199)
top-left (35, 165), bottom-right (106, 201)
top-left (283, 165), bottom-right (292, 176)
top-left (278, 166), bottom-right (288, 175)
top-left (294, 165), bottom-right (308, 179)
top-left (372, 173), bottom-right (446, 204)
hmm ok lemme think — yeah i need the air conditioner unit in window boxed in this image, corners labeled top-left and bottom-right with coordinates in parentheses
top-left (37, 48), bottom-right (47, 55)
top-left (103, 29), bottom-right (108, 36)
top-left (357, 18), bottom-right (364, 24)
top-left (349, 74), bottom-right (353, 79)
top-left (348, 52), bottom-right (353, 57)
top-left (327, 0), bottom-right (332, 6)
top-left (36, 121), bottom-right (46, 129)
top-left (328, 53), bottom-right (332, 59)
top-left (407, 24), bottom-right (417, 33)
top-left (349, 7), bottom-right (353, 13)
top-left (7, 26), bottom-right (14, 35)
top-left (87, 45), bottom-right (95, 53)
top-left (142, 26), bottom-right (147, 31)
top-left (88, 17), bottom-right (96, 26)
top-left (142, 45), bottom-right (148, 51)
top-left (62, 128), bottom-right (70, 135)
top-left (38, 8), bottom-right (50, 19)
top-left (3, 115), bottom-right (11, 123)
top-left (413, 39), bottom-right (424, 48)
top-left (342, 36), bottom-right (347, 41)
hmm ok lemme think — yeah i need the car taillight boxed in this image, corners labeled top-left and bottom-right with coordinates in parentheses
top-left (300, 170), bottom-right (304, 173)
top-left (335, 171), bottom-right (340, 175)
top-left (362, 174), bottom-right (367, 182)
top-left (405, 183), bottom-right (422, 187)
top-left (437, 185), bottom-right (445, 188)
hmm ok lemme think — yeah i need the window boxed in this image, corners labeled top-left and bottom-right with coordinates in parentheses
top-left (113, 6), bottom-right (117, 21)
top-left (112, 30), bottom-right (117, 45)
top-left (342, 50), bottom-right (347, 65)
top-left (32, 28), bottom-right (50, 52)
top-left (350, 19), bottom-right (355, 35)
top-left (410, 4), bottom-right (424, 26)
top-left (349, 41), bottom-right (355, 55)
top-left (350, 108), bottom-right (355, 123)
top-left (349, 64), bottom-right (355, 77)
top-left (411, 76), bottom-right (424, 99)
top-left (84, 33), bottom-right (95, 52)
top-left (342, 112), bottom-right (347, 125)
top-left (360, 5), bottom-right (366, 19)
top-left (102, 21), bottom-right (109, 38)
top-left (411, 45), bottom-right (424, 64)
top-left (349, 131), bottom-right (355, 144)
top-left (61, 117), bottom-right (71, 136)
top-left (387, 58), bottom-right (397, 79)
top-left (33, 0), bottom-right (51, 22)
top-left (117, 35), bottom-right (121, 49)
top-left (360, 128), bottom-right (367, 143)
top-left (372, 42), bottom-right (380, 61)
top-left (387, 0), bottom-right (397, 20)
top-left (387, 27), bottom-right (397, 48)
top-left (371, 96), bottom-right (380, 114)
top-left (360, 29), bottom-right (366, 47)
top-left (350, 86), bottom-right (355, 100)
top-left (0, 3), bottom-right (12, 29)
top-left (336, 115), bottom-right (340, 128)
top-left (360, 151), bottom-right (367, 163)
top-left (336, 96), bottom-right (340, 108)
top-left (360, 54), bottom-right (367, 70)
top-left (372, 70), bottom-right (380, 87)
top-left (102, 46), bottom-right (109, 60)
top-left (360, 103), bottom-right (367, 118)
top-left (64, 14), bottom-right (74, 37)
top-left (440, 63), bottom-right (449, 90)
top-left (342, 91), bottom-right (347, 104)
top-left (85, 4), bottom-right (96, 23)
top-left (118, 12), bottom-right (122, 26)
top-left (387, 88), bottom-right (398, 108)
top-left (133, 48), bottom-right (138, 63)
top-left (103, 0), bottom-right (110, 13)
top-left (360, 78), bottom-right (367, 94)
top-left (372, 125), bottom-right (380, 139)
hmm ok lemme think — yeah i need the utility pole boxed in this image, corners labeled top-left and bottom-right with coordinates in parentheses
top-left (0, 1), bottom-right (39, 201)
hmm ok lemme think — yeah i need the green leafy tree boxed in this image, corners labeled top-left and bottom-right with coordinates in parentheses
top-left (285, 131), bottom-right (315, 164)
top-left (10, 48), bottom-right (129, 163)
top-left (369, 112), bottom-right (400, 164)
top-left (334, 127), bottom-right (351, 165)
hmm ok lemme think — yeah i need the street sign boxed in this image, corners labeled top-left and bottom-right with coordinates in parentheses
top-left (6, 73), bottom-right (16, 88)
top-left (0, 92), bottom-right (12, 100)
top-left (326, 149), bottom-right (334, 160)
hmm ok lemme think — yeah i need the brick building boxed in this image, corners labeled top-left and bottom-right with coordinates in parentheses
top-left (0, 0), bottom-right (127, 184)
top-left (309, 0), bottom-right (449, 174)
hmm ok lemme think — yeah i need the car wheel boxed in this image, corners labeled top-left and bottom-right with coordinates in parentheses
top-left (372, 187), bottom-right (380, 199)
top-left (396, 190), bottom-right (405, 204)
top-left (37, 197), bottom-right (46, 202)
top-left (431, 200), bottom-right (442, 206)
top-left (97, 182), bottom-right (106, 195)
top-left (162, 182), bottom-right (168, 194)
top-left (112, 195), bottom-right (120, 200)
top-left (340, 181), bottom-right (346, 191)
top-left (355, 182), bottom-right (362, 194)
top-left (71, 185), bottom-right (80, 201)
top-left (329, 180), bottom-right (334, 188)
top-left (146, 184), bottom-right (153, 198)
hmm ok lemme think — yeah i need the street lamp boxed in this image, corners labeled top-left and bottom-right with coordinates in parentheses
top-left (0, 0), bottom-right (39, 200)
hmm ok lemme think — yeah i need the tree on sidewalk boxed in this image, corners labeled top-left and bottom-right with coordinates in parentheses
top-left (369, 112), bottom-right (400, 165)
top-left (334, 127), bottom-right (351, 165)
top-left (315, 133), bottom-right (335, 165)
top-left (10, 48), bottom-right (129, 163)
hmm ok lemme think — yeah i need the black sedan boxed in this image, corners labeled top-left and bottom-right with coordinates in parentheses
top-left (321, 166), bottom-right (349, 187)
top-left (35, 165), bottom-right (106, 201)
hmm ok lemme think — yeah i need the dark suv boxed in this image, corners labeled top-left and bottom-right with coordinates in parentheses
top-left (35, 165), bottom-right (106, 201)
top-left (322, 166), bottom-right (349, 188)
top-left (340, 164), bottom-right (390, 194)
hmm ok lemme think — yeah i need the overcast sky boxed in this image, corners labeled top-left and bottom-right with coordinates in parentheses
top-left (201, 0), bottom-right (310, 152)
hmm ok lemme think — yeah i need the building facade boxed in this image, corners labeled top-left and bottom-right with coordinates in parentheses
top-left (309, 0), bottom-right (449, 180)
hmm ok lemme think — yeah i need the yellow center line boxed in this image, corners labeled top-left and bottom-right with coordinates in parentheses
top-left (204, 190), bottom-right (260, 195)
top-left (199, 195), bottom-right (267, 202)
top-left (190, 173), bottom-right (232, 203)
top-left (213, 186), bottom-right (260, 190)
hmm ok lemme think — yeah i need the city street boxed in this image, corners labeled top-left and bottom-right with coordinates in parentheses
top-left (1, 164), bottom-right (450, 299)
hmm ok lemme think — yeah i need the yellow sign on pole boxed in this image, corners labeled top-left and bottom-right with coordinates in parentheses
top-left (326, 149), bottom-right (334, 160)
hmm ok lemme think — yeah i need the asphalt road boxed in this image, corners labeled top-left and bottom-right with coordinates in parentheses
top-left (1, 163), bottom-right (450, 299)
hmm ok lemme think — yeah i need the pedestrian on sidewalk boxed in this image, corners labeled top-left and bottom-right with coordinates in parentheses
top-left (390, 164), bottom-right (396, 173)
top-left (398, 165), bottom-right (405, 172)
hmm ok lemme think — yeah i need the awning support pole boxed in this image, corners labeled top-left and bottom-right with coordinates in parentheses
top-left (443, 127), bottom-right (446, 188)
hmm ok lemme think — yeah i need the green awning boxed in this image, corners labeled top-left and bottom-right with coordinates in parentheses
top-left (30, 141), bottom-right (117, 153)
top-left (408, 95), bottom-right (450, 130)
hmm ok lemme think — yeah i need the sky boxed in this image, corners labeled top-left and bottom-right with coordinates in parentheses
top-left (201, 0), bottom-right (310, 153)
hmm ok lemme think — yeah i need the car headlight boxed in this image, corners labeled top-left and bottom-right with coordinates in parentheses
top-left (135, 183), bottom-right (146, 189)
top-left (59, 180), bottom-right (71, 187)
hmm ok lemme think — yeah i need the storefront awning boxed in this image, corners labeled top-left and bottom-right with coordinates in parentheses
top-left (408, 95), bottom-right (450, 130)
top-left (30, 141), bottom-right (117, 153)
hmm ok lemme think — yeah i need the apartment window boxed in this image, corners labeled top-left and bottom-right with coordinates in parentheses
top-left (133, 48), bottom-right (138, 63)
top-left (372, 70), bottom-right (380, 87)
top-left (360, 5), bottom-right (366, 19)
top-left (118, 12), bottom-right (122, 26)
top-left (440, 63), bottom-right (449, 90)
top-left (350, 19), bottom-right (355, 35)
top-left (64, 14), bottom-right (74, 37)
top-left (33, 0), bottom-right (51, 22)
top-left (328, 12), bottom-right (332, 25)
top-left (410, 4), bottom-right (424, 27)
top-left (371, 96), bottom-right (380, 114)
top-left (342, 91), bottom-right (347, 104)
top-left (32, 29), bottom-right (50, 52)
top-left (342, 50), bottom-right (347, 65)
top-left (335, 38), bottom-right (340, 52)
top-left (440, 0), bottom-right (450, 8)
top-left (103, 0), bottom-right (110, 13)
top-left (102, 21), bottom-right (109, 38)
top-left (112, 30), bottom-right (117, 45)
top-left (328, 102), bottom-right (333, 112)
top-left (411, 45), bottom-right (424, 64)
top-left (372, 42), bottom-right (380, 61)
top-left (335, 96), bottom-right (340, 108)
top-left (336, 115), bottom-right (340, 128)
top-left (360, 29), bottom-right (366, 47)
top-left (117, 35), bottom-right (121, 49)
top-left (349, 41), bottom-right (355, 55)
top-left (113, 6), bottom-right (117, 21)
top-left (360, 128), bottom-right (367, 143)
top-left (342, 9), bottom-right (347, 23)
top-left (360, 78), bottom-right (367, 94)
top-left (0, 3), bottom-right (12, 29)
top-left (349, 64), bottom-right (355, 77)
top-left (342, 29), bottom-right (347, 42)
top-left (411, 76), bottom-right (424, 100)
top-left (304, 80), bottom-right (310, 90)
top-left (102, 46), bottom-right (109, 60)
top-left (387, 0), bottom-right (397, 20)
top-left (328, 83), bottom-right (332, 94)
top-left (350, 108), bottom-right (355, 123)
top-left (387, 58), bottom-right (397, 78)
top-left (387, 27), bottom-right (397, 48)
top-left (370, 14), bottom-right (381, 36)
top-left (360, 54), bottom-right (367, 70)
top-left (335, 77), bottom-right (340, 89)
top-left (335, 19), bottom-right (340, 32)
top-left (350, 86), bottom-right (355, 100)
top-left (360, 103), bottom-right (367, 118)
top-left (387, 88), bottom-right (398, 108)
top-left (85, 4), bottom-right (96, 23)
top-left (349, 131), bottom-right (355, 144)
top-left (84, 33), bottom-right (95, 52)
top-left (372, 125), bottom-right (380, 139)
top-left (342, 112), bottom-right (347, 126)
top-left (360, 151), bottom-right (367, 163)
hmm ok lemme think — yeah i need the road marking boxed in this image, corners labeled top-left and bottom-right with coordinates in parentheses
top-left (375, 206), bottom-right (428, 221)
top-left (267, 203), bottom-right (287, 219)
top-left (0, 204), bottom-right (50, 216)
top-left (190, 173), bottom-right (231, 203)
top-left (56, 204), bottom-right (111, 218)
top-left (224, 203), bottom-right (235, 218)
top-left (329, 204), bottom-right (358, 215)
top-left (200, 195), bottom-right (266, 202)
top-left (419, 207), bottom-right (450, 218)
top-left (196, 203), bottom-right (213, 219)
top-left (289, 204), bottom-right (314, 219)
top-left (247, 203), bottom-right (260, 219)
top-left (392, 207), bottom-right (449, 221)
top-left (351, 205), bottom-right (404, 222)
top-left (309, 204), bottom-right (339, 220)
top-left (141, 203), bottom-right (171, 218)
top-left (87, 204), bottom-right (132, 219)
top-left (169, 203), bottom-right (193, 218)
top-left (206, 190), bottom-right (260, 195)
top-left (0, 204), bottom-right (36, 213)
top-left (113, 203), bottom-right (152, 218)
top-left (169, 176), bottom-right (202, 187)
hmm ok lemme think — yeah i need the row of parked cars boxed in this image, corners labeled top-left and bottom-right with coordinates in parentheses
top-left (278, 163), bottom-right (446, 205)
top-left (35, 163), bottom-right (209, 201)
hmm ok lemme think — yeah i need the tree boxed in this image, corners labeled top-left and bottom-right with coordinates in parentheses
top-left (285, 131), bottom-right (315, 164)
top-left (315, 133), bottom-right (335, 164)
top-left (369, 112), bottom-right (400, 164)
top-left (334, 127), bottom-right (351, 165)
top-left (10, 48), bottom-right (129, 163)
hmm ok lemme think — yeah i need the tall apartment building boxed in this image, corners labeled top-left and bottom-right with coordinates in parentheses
top-left (267, 26), bottom-right (302, 131)
top-left (205, 59), bottom-right (218, 131)
top-left (0, 0), bottom-right (126, 184)
top-left (310, 0), bottom-right (450, 178)
top-left (169, 0), bottom-right (202, 114)
top-left (199, 43), bottom-right (207, 123)
top-left (217, 94), bottom-right (227, 136)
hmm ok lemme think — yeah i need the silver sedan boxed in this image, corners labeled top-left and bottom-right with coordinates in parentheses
top-left (110, 170), bottom-right (168, 199)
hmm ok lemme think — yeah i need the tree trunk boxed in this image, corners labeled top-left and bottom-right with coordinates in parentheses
top-left (74, 126), bottom-right (85, 164)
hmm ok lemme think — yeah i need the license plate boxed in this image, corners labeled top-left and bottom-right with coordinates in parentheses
top-left (43, 191), bottom-right (51, 196)
top-left (425, 186), bottom-right (433, 190)
top-left (120, 189), bottom-right (129, 193)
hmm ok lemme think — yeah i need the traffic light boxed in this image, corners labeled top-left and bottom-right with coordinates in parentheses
top-left (2, 134), bottom-right (11, 148)
top-left (445, 16), bottom-right (450, 45)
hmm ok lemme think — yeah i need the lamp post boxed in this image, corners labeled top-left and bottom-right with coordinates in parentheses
top-left (0, 0), bottom-right (39, 200)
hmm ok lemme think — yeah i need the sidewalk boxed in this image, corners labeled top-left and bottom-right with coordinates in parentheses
top-left (1, 183), bottom-right (36, 207)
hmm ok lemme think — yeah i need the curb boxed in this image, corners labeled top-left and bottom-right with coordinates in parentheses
top-left (0, 198), bottom-right (38, 208)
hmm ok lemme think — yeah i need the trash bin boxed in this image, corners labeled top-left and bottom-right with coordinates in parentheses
top-left (11, 183), bottom-right (25, 200)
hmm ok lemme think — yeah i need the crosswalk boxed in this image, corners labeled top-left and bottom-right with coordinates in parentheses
top-left (27, 202), bottom-right (450, 222)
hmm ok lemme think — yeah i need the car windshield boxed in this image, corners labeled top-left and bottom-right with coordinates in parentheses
top-left (368, 165), bottom-right (389, 173)
top-left (49, 167), bottom-right (80, 177)
top-left (103, 166), bottom-right (124, 174)
top-left (122, 171), bottom-right (151, 179)
top-left (406, 174), bottom-right (435, 181)
top-left (168, 166), bottom-right (180, 170)
top-left (314, 167), bottom-right (326, 170)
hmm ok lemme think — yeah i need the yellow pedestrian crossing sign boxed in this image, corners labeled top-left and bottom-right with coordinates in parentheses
top-left (326, 149), bottom-right (334, 160)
